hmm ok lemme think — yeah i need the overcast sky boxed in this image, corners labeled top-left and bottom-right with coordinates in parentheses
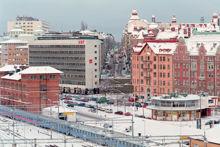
top-left (1, 0), bottom-right (220, 41)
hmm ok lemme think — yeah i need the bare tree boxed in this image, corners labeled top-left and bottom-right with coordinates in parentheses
top-left (80, 21), bottom-right (88, 31)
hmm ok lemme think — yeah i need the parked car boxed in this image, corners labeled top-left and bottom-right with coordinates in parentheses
top-left (64, 100), bottom-right (73, 104)
top-left (91, 97), bottom-right (98, 101)
top-left (128, 98), bottom-right (138, 102)
top-left (135, 114), bottom-right (145, 118)
top-left (98, 97), bottom-right (108, 104)
top-left (78, 103), bottom-right (86, 107)
top-left (67, 104), bottom-right (74, 107)
top-left (115, 111), bottom-right (123, 115)
top-left (124, 112), bottom-right (131, 116)
top-left (87, 105), bottom-right (95, 109)
top-left (135, 102), bottom-right (142, 107)
top-left (205, 120), bottom-right (219, 125)
top-left (80, 98), bottom-right (89, 102)
top-left (107, 100), bottom-right (114, 105)
top-left (105, 109), bottom-right (113, 113)
top-left (63, 97), bottom-right (72, 100)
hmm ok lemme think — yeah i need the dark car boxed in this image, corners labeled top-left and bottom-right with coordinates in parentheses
top-left (87, 105), bottom-right (95, 108)
top-left (107, 100), bottom-right (114, 105)
top-left (78, 103), bottom-right (86, 107)
top-left (205, 120), bottom-right (219, 125)
top-left (91, 97), bottom-right (98, 101)
top-left (115, 111), bottom-right (123, 115)
top-left (67, 104), bottom-right (74, 107)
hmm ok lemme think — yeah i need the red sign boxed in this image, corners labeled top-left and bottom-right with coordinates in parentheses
top-left (78, 40), bottom-right (85, 44)
top-left (159, 49), bottom-right (171, 52)
top-left (89, 59), bottom-right (93, 63)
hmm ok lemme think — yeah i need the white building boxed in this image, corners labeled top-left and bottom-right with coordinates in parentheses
top-left (8, 16), bottom-right (50, 34)
top-left (148, 94), bottom-right (218, 121)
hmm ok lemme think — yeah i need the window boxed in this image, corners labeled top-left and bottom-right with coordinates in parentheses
top-left (167, 57), bottom-right (170, 62)
top-left (163, 57), bottom-right (165, 61)
top-left (154, 64), bottom-right (156, 69)
top-left (40, 94), bottom-right (46, 99)
top-left (160, 57), bottom-right (162, 61)
top-left (154, 80), bottom-right (157, 85)
top-left (163, 81), bottom-right (165, 86)
top-left (40, 84), bottom-right (47, 91)
top-left (40, 75), bottom-right (47, 80)
top-left (141, 72), bottom-right (143, 76)
top-left (154, 72), bottom-right (157, 77)
top-left (168, 65), bottom-right (170, 70)
top-left (154, 56), bottom-right (156, 61)
top-left (163, 65), bottom-right (166, 70)
top-left (153, 89), bottom-right (157, 93)
top-left (168, 73), bottom-right (170, 78)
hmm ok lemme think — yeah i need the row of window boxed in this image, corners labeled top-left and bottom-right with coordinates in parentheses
top-left (1, 82), bottom-right (26, 91)
top-left (30, 56), bottom-right (85, 60)
top-left (29, 61), bottom-right (85, 66)
top-left (29, 45), bottom-right (85, 48)
top-left (30, 50), bottom-right (85, 54)
top-left (61, 74), bottom-right (85, 79)
top-left (61, 80), bottom-right (86, 85)
top-left (133, 87), bottom-right (170, 94)
top-left (23, 75), bottom-right (56, 80)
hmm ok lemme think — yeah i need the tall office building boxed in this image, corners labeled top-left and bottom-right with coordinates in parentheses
top-left (8, 16), bottom-right (50, 34)
top-left (29, 34), bottom-right (102, 93)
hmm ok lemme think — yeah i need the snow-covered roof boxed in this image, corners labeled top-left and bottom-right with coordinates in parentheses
top-left (148, 42), bottom-right (177, 54)
top-left (43, 105), bottom-right (77, 113)
top-left (133, 43), bottom-right (146, 53)
top-left (0, 65), bottom-right (16, 72)
top-left (192, 125), bottom-right (220, 144)
top-left (20, 66), bottom-right (63, 74)
top-left (1, 72), bottom-right (21, 80)
top-left (149, 23), bottom-right (158, 29)
top-left (186, 34), bottom-right (220, 56)
top-left (205, 125), bottom-right (220, 143)
top-left (156, 31), bottom-right (178, 40)
top-left (16, 45), bottom-right (28, 49)
top-left (1, 39), bottom-right (27, 44)
top-left (129, 10), bottom-right (140, 20)
top-left (151, 94), bottom-right (200, 101)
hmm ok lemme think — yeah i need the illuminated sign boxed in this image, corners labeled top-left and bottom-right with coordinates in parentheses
top-left (159, 49), bottom-right (171, 52)
top-left (78, 40), bottom-right (85, 44)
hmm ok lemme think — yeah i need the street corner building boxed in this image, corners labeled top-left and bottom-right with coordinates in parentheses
top-left (0, 65), bottom-right (62, 113)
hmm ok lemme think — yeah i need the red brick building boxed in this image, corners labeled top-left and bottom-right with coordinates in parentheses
top-left (174, 33), bottom-right (220, 98)
top-left (1, 40), bottom-right (28, 66)
top-left (0, 65), bottom-right (62, 113)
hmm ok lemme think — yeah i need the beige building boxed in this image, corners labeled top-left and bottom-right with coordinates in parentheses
top-left (8, 16), bottom-right (49, 34)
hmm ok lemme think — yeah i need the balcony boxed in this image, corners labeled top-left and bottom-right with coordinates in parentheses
top-left (143, 67), bottom-right (152, 72)
top-left (199, 76), bottom-right (205, 80)
top-left (145, 75), bottom-right (151, 79)
top-left (207, 86), bottom-right (214, 90)
top-left (143, 60), bottom-right (152, 64)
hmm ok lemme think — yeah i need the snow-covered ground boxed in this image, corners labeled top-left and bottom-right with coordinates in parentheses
top-left (0, 116), bottom-right (103, 147)
top-left (61, 94), bottom-right (220, 146)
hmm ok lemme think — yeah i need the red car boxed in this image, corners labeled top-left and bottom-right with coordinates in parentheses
top-left (63, 97), bottom-right (72, 100)
top-left (80, 99), bottom-right (89, 102)
top-left (124, 112), bottom-right (131, 116)
top-left (67, 101), bottom-right (73, 104)
top-left (128, 98), bottom-right (138, 102)
top-left (115, 111), bottom-right (123, 115)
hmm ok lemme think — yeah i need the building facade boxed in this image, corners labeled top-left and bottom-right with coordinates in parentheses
top-left (174, 33), bottom-right (220, 98)
top-left (8, 16), bottom-right (50, 34)
top-left (0, 65), bottom-right (62, 113)
top-left (148, 94), bottom-right (218, 121)
top-left (132, 38), bottom-right (177, 99)
top-left (29, 35), bottom-right (102, 92)
top-left (0, 40), bottom-right (29, 66)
